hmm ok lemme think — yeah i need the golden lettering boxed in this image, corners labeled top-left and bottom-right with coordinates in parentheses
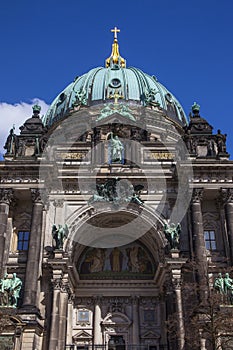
top-left (145, 152), bottom-right (174, 160)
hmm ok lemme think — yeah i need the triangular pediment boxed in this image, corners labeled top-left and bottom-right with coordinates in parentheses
top-left (73, 330), bottom-right (93, 340)
top-left (141, 330), bottom-right (160, 339)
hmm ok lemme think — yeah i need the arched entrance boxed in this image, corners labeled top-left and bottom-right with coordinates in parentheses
top-left (63, 208), bottom-right (168, 350)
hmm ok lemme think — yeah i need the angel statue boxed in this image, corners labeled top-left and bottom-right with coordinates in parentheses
top-left (52, 223), bottom-right (69, 250)
top-left (163, 223), bottom-right (181, 250)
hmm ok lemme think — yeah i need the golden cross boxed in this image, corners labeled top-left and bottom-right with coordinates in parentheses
top-left (113, 91), bottom-right (123, 104)
top-left (111, 27), bottom-right (120, 40)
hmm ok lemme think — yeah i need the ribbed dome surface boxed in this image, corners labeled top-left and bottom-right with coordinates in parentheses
top-left (44, 66), bottom-right (187, 127)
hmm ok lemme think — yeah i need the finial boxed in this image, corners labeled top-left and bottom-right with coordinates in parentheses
top-left (105, 27), bottom-right (126, 69)
top-left (191, 102), bottom-right (200, 116)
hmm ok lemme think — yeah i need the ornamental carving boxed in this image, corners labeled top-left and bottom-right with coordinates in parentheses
top-left (172, 278), bottom-right (182, 289)
top-left (191, 188), bottom-right (204, 203)
top-left (31, 188), bottom-right (48, 205)
top-left (0, 189), bottom-right (14, 205)
top-left (220, 188), bottom-right (233, 204)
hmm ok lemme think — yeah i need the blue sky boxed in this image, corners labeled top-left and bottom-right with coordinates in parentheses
top-left (0, 0), bottom-right (233, 157)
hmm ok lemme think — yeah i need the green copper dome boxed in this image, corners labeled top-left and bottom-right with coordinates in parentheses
top-left (44, 30), bottom-right (187, 127)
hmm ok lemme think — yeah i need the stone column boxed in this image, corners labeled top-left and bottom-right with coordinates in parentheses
top-left (94, 297), bottom-right (102, 345)
top-left (191, 189), bottom-right (208, 289)
top-left (221, 189), bottom-right (233, 264)
top-left (49, 279), bottom-right (61, 350)
top-left (57, 284), bottom-right (69, 350)
top-left (23, 189), bottom-right (45, 309)
top-left (131, 296), bottom-right (140, 345)
top-left (0, 189), bottom-right (14, 276)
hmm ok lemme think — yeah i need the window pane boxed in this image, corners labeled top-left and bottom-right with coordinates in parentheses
top-left (17, 241), bottom-right (23, 250)
top-left (205, 241), bottom-right (211, 249)
top-left (24, 231), bottom-right (30, 239)
top-left (18, 231), bottom-right (23, 240)
top-left (204, 231), bottom-right (209, 239)
top-left (210, 231), bottom-right (215, 239)
top-left (211, 241), bottom-right (216, 250)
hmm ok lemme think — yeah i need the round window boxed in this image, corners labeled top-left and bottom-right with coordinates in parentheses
top-left (110, 78), bottom-right (121, 88)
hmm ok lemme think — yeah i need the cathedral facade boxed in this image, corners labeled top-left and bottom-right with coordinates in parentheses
top-left (1, 29), bottom-right (233, 350)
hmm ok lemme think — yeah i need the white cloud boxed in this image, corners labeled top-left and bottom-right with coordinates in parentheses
top-left (0, 99), bottom-right (50, 156)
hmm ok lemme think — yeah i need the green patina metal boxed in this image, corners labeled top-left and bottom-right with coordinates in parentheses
top-left (97, 103), bottom-right (135, 121)
top-left (214, 272), bottom-right (233, 303)
top-left (163, 223), bottom-right (181, 250)
top-left (0, 336), bottom-right (14, 350)
top-left (0, 273), bottom-right (22, 308)
top-left (44, 66), bottom-right (187, 127)
top-left (192, 101), bottom-right (200, 113)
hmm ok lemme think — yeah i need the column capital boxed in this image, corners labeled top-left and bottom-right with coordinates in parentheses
top-left (0, 188), bottom-right (14, 205)
top-left (191, 188), bottom-right (204, 203)
top-left (220, 188), bottom-right (233, 204)
top-left (31, 188), bottom-right (48, 206)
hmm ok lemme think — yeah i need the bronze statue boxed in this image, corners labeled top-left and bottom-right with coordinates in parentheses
top-left (214, 272), bottom-right (224, 294)
top-left (10, 273), bottom-right (22, 307)
top-left (88, 178), bottom-right (144, 206)
top-left (163, 223), bottom-right (181, 250)
top-left (214, 272), bottom-right (233, 303)
top-left (0, 273), bottom-right (22, 307)
top-left (52, 223), bottom-right (69, 249)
